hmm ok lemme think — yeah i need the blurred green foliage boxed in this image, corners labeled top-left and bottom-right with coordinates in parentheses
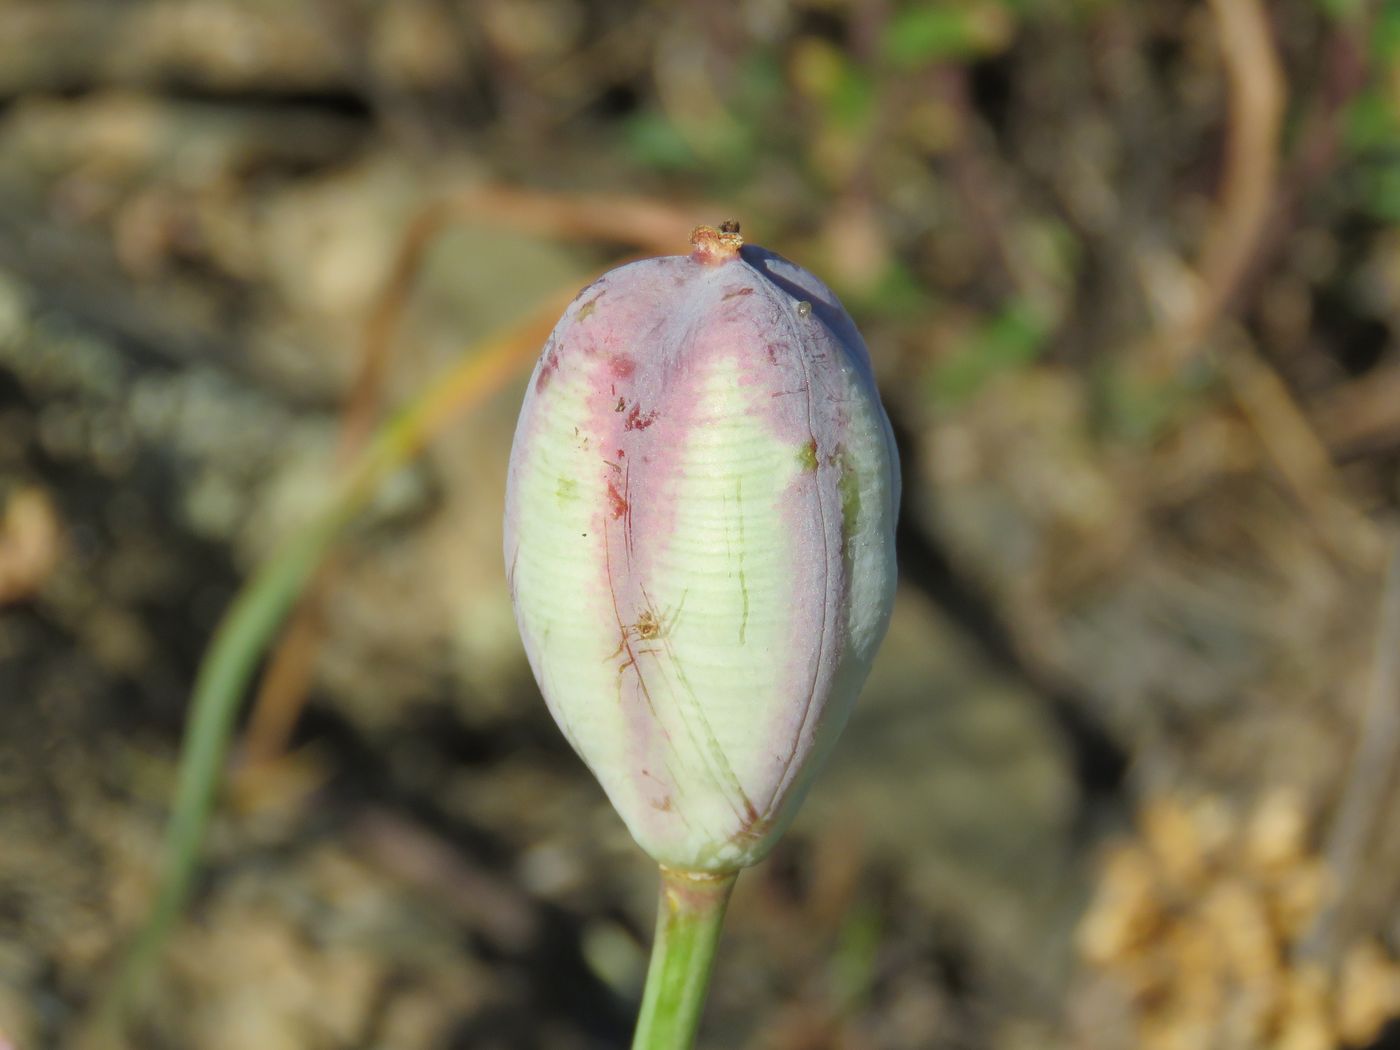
top-left (929, 300), bottom-right (1052, 408)
top-left (882, 5), bottom-right (1012, 68)
top-left (1344, 2), bottom-right (1400, 220)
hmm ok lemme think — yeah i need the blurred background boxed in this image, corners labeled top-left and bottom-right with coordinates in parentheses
top-left (2, 0), bottom-right (1400, 1047)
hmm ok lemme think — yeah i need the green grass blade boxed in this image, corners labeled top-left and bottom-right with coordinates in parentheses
top-left (90, 305), bottom-right (553, 1037)
top-left (94, 505), bottom-right (346, 1027)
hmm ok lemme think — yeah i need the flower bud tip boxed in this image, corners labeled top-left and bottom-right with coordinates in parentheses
top-left (689, 222), bottom-right (743, 265)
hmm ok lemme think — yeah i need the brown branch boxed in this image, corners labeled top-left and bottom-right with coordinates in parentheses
top-left (237, 279), bottom-right (585, 766)
top-left (341, 187), bottom-right (709, 461)
top-left (1215, 334), bottom-right (1382, 566)
top-left (1135, 3), bottom-right (1379, 566)
top-left (1313, 362), bottom-right (1400, 457)
top-left (1169, 0), bottom-right (1286, 358)
top-left (237, 187), bottom-right (708, 769)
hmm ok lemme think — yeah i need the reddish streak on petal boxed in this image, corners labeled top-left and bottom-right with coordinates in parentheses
top-left (625, 404), bottom-right (659, 431)
top-left (607, 479), bottom-right (629, 519)
top-left (535, 352), bottom-right (559, 392)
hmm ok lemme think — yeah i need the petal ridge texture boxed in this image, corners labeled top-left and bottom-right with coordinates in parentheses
top-left (505, 239), bottom-right (900, 872)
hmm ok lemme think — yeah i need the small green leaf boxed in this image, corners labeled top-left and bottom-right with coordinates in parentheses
top-left (930, 300), bottom-right (1050, 408)
top-left (1344, 90), bottom-right (1399, 152)
top-left (623, 111), bottom-right (699, 171)
top-left (1313, 0), bottom-right (1367, 22)
top-left (1091, 358), bottom-right (1217, 444)
top-left (1374, 3), bottom-right (1400, 60)
top-left (882, 5), bottom-right (1012, 68)
top-left (830, 62), bottom-right (877, 129)
top-left (1360, 163), bottom-right (1400, 223)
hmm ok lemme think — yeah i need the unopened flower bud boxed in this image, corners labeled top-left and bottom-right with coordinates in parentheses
top-left (504, 224), bottom-right (899, 873)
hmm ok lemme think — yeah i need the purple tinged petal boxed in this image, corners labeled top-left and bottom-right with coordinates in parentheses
top-left (505, 232), bottom-right (899, 872)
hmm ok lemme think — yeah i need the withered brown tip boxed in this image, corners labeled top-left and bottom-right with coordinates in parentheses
top-left (689, 222), bottom-right (744, 265)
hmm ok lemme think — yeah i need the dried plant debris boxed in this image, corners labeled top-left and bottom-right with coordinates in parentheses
top-left (0, 486), bottom-right (62, 605)
top-left (1077, 792), bottom-right (1400, 1050)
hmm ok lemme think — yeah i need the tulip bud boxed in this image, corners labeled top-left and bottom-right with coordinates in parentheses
top-left (504, 224), bottom-right (899, 873)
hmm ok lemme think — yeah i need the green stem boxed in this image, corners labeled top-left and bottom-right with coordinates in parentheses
top-left (631, 867), bottom-right (738, 1050)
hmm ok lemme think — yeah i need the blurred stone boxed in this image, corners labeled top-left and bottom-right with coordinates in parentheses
top-left (0, 2), bottom-right (354, 96)
top-left (0, 983), bottom-right (36, 1050)
top-left (914, 366), bottom-right (1369, 797)
top-left (371, 1), bottom-right (467, 91)
top-left (801, 586), bottom-right (1081, 992)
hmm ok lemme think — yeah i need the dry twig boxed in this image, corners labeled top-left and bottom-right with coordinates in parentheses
top-left (1303, 537), bottom-right (1400, 965)
top-left (1180, 0), bottom-right (1286, 350)
top-left (1139, 0), bottom-right (1380, 568)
